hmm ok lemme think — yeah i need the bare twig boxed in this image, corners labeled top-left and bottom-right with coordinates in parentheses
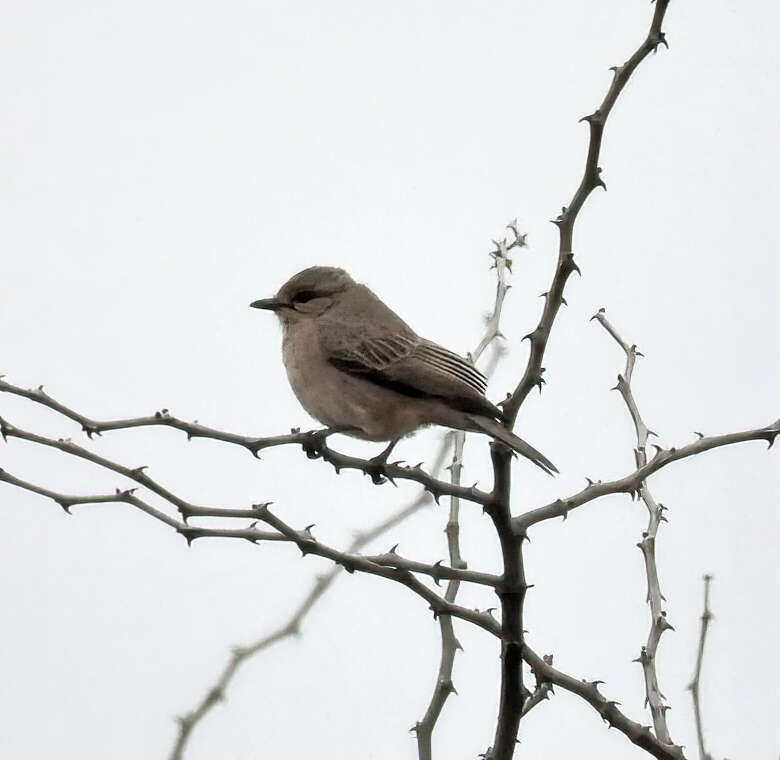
top-left (0, 380), bottom-right (493, 506)
top-left (502, 0), bottom-right (671, 427)
top-left (512, 419), bottom-right (780, 535)
top-left (170, 437), bottom-right (454, 760)
top-left (593, 308), bottom-right (675, 744)
top-left (688, 574), bottom-right (714, 760)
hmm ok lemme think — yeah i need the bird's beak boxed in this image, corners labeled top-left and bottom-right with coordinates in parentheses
top-left (250, 297), bottom-right (285, 311)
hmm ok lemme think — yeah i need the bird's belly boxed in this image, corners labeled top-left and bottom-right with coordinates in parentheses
top-left (282, 331), bottom-right (422, 441)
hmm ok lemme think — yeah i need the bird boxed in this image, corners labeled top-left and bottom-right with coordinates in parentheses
top-left (250, 266), bottom-right (556, 474)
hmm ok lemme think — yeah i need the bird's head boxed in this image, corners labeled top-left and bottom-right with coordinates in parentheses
top-left (250, 266), bottom-right (354, 324)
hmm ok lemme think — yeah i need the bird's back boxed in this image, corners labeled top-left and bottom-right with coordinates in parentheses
top-left (318, 284), bottom-right (501, 420)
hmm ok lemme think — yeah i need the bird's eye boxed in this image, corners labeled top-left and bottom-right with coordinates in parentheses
top-left (292, 290), bottom-right (318, 304)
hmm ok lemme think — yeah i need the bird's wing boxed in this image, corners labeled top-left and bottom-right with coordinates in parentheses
top-left (321, 316), bottom-right (499, 418)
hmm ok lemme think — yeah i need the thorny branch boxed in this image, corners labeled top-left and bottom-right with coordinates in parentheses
top-left (512, 419), bottom-right (779, 535)
top-left (502, 0), bottom-right (671, 428)
top-left (593, 308), bottom-right (675, 745)
top-left (688, 575), bottom-right (714, 760)
top-left (0, 379), bottom-right (492, 506)
top-left (484, 442), bottom-right (527, 760)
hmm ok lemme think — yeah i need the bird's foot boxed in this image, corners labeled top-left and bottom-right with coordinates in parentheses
top-left (362, 439), bottom-right (400, 485)
top-left (301, 426), bottom-right (357, 459)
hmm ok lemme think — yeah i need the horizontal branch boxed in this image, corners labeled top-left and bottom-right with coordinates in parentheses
top-left (0, 380), bottom-right (492, 506)
top-left (512, 419), bottom-right (779, 534)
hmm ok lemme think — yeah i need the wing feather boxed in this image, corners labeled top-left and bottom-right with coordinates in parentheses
top-left (321, 317), bottom-right (497, 418)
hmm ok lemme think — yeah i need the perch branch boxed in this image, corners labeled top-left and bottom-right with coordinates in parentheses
top-left (0, 379), bottom-right (493, 506)
top-left (688, 574), bottom-right (714, 760)
top-left (502, 0), bottom-right (671, 426)
top-left (593, 308), bottom-right (675, 744)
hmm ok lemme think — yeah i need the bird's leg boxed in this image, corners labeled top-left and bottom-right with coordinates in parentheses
top-left (301, 425), bottom-right (360, 459)
top-left (362, 439), bottom-right (400, 485)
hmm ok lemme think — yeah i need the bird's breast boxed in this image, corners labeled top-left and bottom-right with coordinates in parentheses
top-left (281, 321), bottom-right (425, 441)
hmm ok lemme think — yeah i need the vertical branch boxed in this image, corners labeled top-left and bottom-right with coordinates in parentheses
top-left (688, 575), bottom-right (714, 760)
top-left (415, 223), bottom-right (518, 758)
top-left (486, 442), bottom-right (527, 760)
top-left (593, 309), bottom-right (675, 745)
top-left (414, 430), bottom-right (466, 760)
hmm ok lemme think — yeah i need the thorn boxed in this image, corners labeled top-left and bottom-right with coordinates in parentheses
top-left (431, 560), bottom-right (444, 586)
top-left (131, 466), bottom-right (148, 476)
top-left (389, 543), bottom-right (399, 554)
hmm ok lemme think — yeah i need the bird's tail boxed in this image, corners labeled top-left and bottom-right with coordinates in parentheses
top-left (466, 415), bottom-right (558, 475)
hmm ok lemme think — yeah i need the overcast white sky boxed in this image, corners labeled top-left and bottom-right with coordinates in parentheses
top-left (1, 1), bottom-right (778, 759)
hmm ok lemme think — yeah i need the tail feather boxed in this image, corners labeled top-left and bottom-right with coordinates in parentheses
top-left (467, 415), bottom-right (558, 475)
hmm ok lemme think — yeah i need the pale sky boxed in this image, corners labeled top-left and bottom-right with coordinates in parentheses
top-left (1, 2), bottom-right (778, 759)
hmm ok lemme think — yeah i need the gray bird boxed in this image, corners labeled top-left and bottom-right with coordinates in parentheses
top-left (250, 266), bottom-right (557, 474)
